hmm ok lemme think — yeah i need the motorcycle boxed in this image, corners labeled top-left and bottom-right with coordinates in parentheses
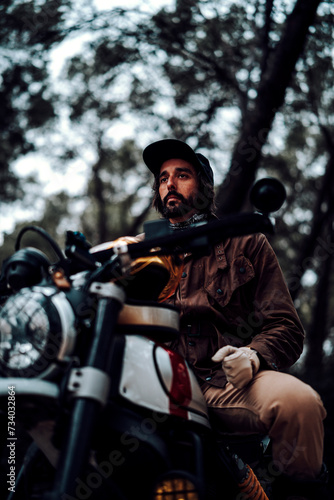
top-left (0, 179), bottom-right (286, 500)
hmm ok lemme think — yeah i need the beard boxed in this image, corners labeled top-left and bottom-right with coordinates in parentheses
top-left (161, 190), bottom-right (196, 219)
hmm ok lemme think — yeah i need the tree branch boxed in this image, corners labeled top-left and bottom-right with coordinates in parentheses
top-left (215, 0), bottom-right (323, 216)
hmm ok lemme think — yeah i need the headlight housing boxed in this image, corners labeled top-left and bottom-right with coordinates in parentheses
top-left (0, 286), bottom-right (76, 379)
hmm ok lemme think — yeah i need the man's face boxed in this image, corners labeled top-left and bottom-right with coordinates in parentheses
top-left (158, 158), bottom-right (199, 223)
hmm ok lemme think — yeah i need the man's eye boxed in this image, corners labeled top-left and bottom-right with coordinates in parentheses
top-left (160, 177), bottom-right (167, 183)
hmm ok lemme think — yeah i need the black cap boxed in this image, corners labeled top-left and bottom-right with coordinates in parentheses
top-left (143, 139), bottom-right (214, 186)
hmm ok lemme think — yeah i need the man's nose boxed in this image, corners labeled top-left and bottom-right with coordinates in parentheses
top-left (167, 176), bottom-right (176, 190)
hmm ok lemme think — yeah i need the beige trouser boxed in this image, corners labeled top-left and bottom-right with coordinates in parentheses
top-left (202, 370), bottom-right (326, 479)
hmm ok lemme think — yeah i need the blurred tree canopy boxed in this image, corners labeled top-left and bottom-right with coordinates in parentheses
top-left (1, 0), bottom-right (334, 487)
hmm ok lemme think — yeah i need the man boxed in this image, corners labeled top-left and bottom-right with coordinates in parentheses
top-left (142, 138), bottom-right (328, 500)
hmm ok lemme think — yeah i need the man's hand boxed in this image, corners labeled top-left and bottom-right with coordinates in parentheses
top-left (211, 346), bottom-right (260, 389)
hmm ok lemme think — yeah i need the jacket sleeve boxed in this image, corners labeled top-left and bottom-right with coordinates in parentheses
top-left (245, 233), bottom-right (305, 371)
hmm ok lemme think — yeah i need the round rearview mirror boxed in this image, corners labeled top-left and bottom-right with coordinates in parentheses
top-left (250, 177), bottom-right (286, 213)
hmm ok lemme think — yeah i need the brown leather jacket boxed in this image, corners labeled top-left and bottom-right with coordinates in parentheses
top-left (163, 233), bottom-right (305, 388)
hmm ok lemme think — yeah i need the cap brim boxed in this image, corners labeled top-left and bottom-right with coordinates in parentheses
top-left (143, 139), bottom-right (202, 177)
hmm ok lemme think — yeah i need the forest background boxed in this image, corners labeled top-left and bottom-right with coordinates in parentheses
top-left (1, 0), bottom-right (334, 494)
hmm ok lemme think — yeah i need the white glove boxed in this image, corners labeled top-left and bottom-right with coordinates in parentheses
top-left (212, 346), bottom-right (260, 389)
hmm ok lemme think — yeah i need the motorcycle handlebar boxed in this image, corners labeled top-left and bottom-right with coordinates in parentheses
top-left (0, 211), bottom-right (274, 292)
top-left (91, 212), bottom-right (274, 263)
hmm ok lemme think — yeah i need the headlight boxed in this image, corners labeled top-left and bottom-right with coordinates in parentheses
top-left (0, 286), bottom-right (76, 379)
top-left (154, 474), bottom-right (200, 499)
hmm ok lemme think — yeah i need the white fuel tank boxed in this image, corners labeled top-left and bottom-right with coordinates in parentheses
top-left (119, 335), bottom-right (210, 429)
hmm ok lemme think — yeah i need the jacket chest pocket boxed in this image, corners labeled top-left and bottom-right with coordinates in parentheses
top-left (205, 255), bottom-right (255, 309)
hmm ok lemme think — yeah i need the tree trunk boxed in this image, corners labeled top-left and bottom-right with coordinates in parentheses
top-left (215, 0), bottom-right (323, 216)
top-left (289, 153), bottom-right (334, 300)
top-left (289, 124), bottom-right (334, 300)
top-left (303, 218), bottom-right (334, 382)
top-left (92, 141), bottom-right (108, 243)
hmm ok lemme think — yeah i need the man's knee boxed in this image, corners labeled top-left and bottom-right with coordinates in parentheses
top-left (270, 377), bottom-right (326, 422)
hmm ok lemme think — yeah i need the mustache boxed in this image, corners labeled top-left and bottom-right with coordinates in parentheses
top-left (163, 190), bottom-right (187, 205)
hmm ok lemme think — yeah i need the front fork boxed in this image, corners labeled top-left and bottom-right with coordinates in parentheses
top-left (43, 282), bottom-right (126, 500)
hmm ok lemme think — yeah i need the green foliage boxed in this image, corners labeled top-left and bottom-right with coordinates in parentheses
top-left (0, 0), bottom-right (69, 202)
